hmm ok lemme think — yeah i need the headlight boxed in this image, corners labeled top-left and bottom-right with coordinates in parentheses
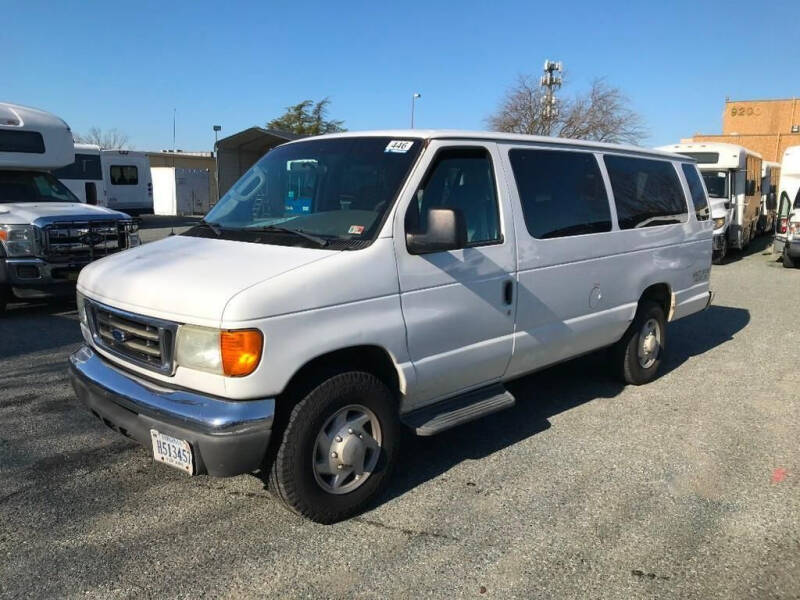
top-left (176, 325), bottom-right (263, 377)
top-left (76, 292), bottom-right (88, 325)
top-left (0, 224), bottom-right (36, 257)
top-left (123, 221), bottom-right (141, 247)
top-left (713, 217), bottom-right (726, 230)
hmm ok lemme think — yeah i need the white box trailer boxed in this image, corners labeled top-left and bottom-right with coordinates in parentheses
top-left (152, 166), bottom-right (211, 215)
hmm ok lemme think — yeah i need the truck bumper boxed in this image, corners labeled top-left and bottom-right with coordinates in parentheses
top-left (1, 258), bottom-right (83, 299)
top-left (68, 346), bottom-right (274, 477)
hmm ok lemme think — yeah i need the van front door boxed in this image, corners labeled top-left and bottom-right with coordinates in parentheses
top-left (393, 142), bottom-right (516, 409)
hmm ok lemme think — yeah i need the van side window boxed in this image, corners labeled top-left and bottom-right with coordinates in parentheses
top-left (604, 155), bottom-right (688, 229)
top-left (681, 163), bottom-right (710, 221)
top-left (509, 149), bottom-right (611, 238)
top-left (110, 165), bottom-right (139, 186)
top-left (408, 148), bottom-right (501, 246)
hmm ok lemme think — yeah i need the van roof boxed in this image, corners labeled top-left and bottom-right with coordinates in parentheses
top-left (284, 129), bottom-right (693, 161)
top-left (0, 102), bottom-right (70, 131)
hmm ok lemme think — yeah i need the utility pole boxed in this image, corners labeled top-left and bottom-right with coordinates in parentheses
top-left (411, 93), bottom-right (421, 128)
top-left (540, 60), bottom-right (563, 135)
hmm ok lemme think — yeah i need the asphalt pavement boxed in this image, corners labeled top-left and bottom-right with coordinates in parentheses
top-left (1, 234), bottom-right (799, 599)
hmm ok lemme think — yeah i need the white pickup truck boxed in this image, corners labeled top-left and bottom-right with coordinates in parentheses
top-left (0, 103), bottom-right (139, 312)
top-left (69, 131), bottom-right (713, 522)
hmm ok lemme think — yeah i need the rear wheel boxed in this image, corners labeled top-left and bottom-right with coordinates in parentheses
top-left (268, 371), bottom-right (399, 523)
top-left (612, 300), bottom-right (666, 385)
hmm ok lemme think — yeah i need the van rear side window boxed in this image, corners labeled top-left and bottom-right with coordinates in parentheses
top-left (604, 155), bottom-right (688, 229)
top-left (509, 149), bottom-right (611, 238)
top-left (681, 163), bottom-right (710, 221)
top-left (110, 165), bottom-right (138, 185)
top-left (0, 130), bottom-right (45, 154)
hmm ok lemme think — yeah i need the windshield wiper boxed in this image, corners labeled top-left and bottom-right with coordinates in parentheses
top-left (246, 225), bottom-right (329, 247)
top-left (199, 219), bottom-right (222, 237)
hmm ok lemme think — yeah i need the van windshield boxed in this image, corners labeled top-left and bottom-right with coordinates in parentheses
top-left (0, 170), bottom-right (80, 203)
top-left (200, 137), bottom-right (422, 248)
top-left (701, 171), bottom-right (728, 199)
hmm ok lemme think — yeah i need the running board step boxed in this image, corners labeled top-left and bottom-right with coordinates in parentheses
top-left (402, 384), bottom-right (516, 436)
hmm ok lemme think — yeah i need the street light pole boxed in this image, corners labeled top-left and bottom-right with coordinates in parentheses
top-left (411, 93), bottom-right (421, 128)
top-left (213, 125), bottom-right (222, 148)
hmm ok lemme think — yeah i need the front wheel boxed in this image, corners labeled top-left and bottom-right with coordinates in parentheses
top-left (712, 237), bottom-right (727, 265)
top-left (612, 300), bottom-right (667, 385)
top-left (268, 371), bottom-right (399, 523)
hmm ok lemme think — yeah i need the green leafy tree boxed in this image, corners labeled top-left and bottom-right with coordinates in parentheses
top-left (267, 98), bottom-right (346, 135)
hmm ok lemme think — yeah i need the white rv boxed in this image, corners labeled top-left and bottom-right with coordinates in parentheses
top-left (759, 161), bottom-right (780, 234)
top-left (658, 142), bottom-right (762, 263)
top-left (774, 145), bottom-right (800, 267)
top-left (52, 143), bottom-right (103, 205)
top-left (100, 150), bottom-right (153, 215)
top-left (0, 102), bottom-right (139, 312)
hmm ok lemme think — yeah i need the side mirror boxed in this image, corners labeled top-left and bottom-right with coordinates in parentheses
top-left (85, 182), bottom-right (97, 205)
top-left (406, 207), bottom-right (467, 255)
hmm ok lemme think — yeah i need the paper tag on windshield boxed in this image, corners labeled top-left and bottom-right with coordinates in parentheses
top-left (385, 140), bottom-right (414, 153)
top-left (348, 225), bottom-right (365, 235)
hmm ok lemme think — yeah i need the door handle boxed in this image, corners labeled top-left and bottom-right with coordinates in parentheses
top-left (503, 280), bottom-right (514, 305)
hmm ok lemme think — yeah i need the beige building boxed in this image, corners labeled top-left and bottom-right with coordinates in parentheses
top-left (691, 98), bottom-right (800, 162)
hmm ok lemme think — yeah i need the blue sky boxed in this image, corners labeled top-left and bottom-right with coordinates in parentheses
top-left (4, 0), bottom-right (799, 151)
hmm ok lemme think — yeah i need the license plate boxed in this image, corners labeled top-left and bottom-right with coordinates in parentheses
top-left (150, 429), bottom-right (194, 475)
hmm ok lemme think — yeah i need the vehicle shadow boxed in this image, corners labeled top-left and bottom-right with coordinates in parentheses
top-left (375, 303), bottom-right (749, 509)
top-left (718, 233), bottom-right (774, 264)
top-left (0, 300), bottom-right (82, 359)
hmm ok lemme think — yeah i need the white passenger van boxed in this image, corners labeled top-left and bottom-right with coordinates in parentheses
top-left (774, 145), bottom-right (800, 267)
top-left (658, 142), bottom-right (761, 263)
top-left (100, 150), bottom-right (153, 214)
top-left (69, 131), bottom-right (713, 522)
top-left (759, 161), bottom-right (780, 234)
top-left (0, 102), bottom-right (139, 312)
top-left (52, 143), bottom-right (103, 205)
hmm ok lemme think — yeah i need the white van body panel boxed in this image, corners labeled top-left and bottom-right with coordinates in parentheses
top-left (76, 130), bottom-right (712, 409)
top-left (0, 103), bottom-right (74, 170)
top-left (100, 150), bottom-right (153, 212)
top-left (775, 146), bottom-right (800, 253)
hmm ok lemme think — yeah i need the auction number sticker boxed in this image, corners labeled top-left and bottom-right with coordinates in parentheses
top-left (348, 225), bottom-right (365, 235)
top-left (385, 140), bottom-right (414, 153)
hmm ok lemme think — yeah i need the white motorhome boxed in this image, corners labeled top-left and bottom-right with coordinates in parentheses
top-left (774, 145), bottom-right (800, 267)
top-left (100, 150), bottom-right (153, 214)
top-left (760, 161), bottom-right (780, 234)
top-left (52, 143), bottom-right (103, 205)
top-left (0, 102), bottom-right (139, 312)
top-left (70, 130), bottom-right (713, 522)
top-left (658, 142), bottom-right (762, 263)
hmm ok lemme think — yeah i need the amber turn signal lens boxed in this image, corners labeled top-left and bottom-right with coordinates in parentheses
top-left (220, 329), bottom-right (263, 377)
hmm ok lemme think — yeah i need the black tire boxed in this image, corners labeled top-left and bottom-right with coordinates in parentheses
top-left (268, 371), bottom-right (399, 523)
top-left (783, 250), bottom-right (797, 269)
top-left (612, 300), bottom-right (666, 385)
top-left (0, 285), bottom-right (9, 315)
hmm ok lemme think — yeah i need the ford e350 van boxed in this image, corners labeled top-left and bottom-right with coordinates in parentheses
top-left (69, 131), bottom-right (714, 522)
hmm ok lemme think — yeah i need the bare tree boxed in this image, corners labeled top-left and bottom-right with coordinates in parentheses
top-left (487, 76), bottom-right (647, 144)
top-left (74, 127), bottom-right (131, 149)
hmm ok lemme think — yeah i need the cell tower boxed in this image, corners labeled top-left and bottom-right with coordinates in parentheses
top-left (540, 60), bottom-right (563, 135)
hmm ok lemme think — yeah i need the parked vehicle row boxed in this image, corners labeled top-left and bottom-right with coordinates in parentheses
top-left (69, 130), bottom-right (713, 522)
top-left (0, 102), bottom-right (140, 313)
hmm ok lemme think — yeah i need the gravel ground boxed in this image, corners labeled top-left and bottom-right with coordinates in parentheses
top-left (1, 235), bottom-right (799, 599)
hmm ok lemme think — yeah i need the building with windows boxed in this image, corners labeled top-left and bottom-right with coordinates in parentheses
top-left (690, 98), bottom-right (800, 162)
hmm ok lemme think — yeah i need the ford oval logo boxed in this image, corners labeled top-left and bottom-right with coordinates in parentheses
top-left (111, 328), bottom-right (127, 343)
top-left (81, 232), bottom-right (105, 246)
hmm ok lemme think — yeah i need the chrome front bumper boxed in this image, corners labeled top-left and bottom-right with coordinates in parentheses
top-left (68, 345), bottom-right (275, 476)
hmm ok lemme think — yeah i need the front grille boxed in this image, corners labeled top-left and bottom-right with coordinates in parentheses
top-left (86, 300), bottom-right (177, 375)
top-left (40, 220), bottom-right (131, 263)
